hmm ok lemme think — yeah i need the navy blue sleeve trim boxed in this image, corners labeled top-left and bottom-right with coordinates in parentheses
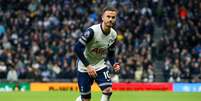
top-left (79, 28), bottom-right (94, 45)
top-left (86, 28), bottom-right (94, 43)
top-left (74, 41), bottom-right (90, 67)
top-left (107, 41), bottom-right (116, 66)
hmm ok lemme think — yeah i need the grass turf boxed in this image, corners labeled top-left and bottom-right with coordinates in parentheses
top-left (0, 91), bottom-right (200, 101)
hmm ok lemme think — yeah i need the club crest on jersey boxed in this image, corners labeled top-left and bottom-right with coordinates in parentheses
top-left (111, 34), bottom-right (115, 40)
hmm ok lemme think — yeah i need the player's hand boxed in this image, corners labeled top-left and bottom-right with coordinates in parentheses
top-left (113, 63), bottom-right (120, 72)
top-left (87, 65), bottom-right (97, 78)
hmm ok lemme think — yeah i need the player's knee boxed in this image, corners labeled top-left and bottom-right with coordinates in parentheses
top-left (103, 87), bottom-right (112, 98)
top-left (103, 87), bottom-right (112, 93)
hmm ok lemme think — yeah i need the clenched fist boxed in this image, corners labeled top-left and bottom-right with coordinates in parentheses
top-left (113, 63), bottom-right (120, 72)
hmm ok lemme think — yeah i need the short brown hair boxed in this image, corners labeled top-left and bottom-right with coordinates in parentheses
top-left (102, 6), bottom-right (118, 14)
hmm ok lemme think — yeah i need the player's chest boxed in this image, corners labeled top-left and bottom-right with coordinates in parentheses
top-left (92, 36), bottom-right (114, 48)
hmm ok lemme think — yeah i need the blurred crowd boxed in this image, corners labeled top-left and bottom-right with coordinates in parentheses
top-left (0, 0), bottom-right (200, 83)
top-left (158, 0), bottom-right (201, 82)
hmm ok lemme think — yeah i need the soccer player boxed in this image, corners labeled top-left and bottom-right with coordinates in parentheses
top-left (74, 7), bottom-right (120, 101)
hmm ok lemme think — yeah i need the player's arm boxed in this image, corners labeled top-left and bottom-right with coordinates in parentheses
top-left (74, 28), bottom-right (94, 67)
top-left (107, 39), bottom-right (120, 72)
top-left (107, 40), bottom-right (116, 66)
top-left (74, 28), bottom-right (97, 77)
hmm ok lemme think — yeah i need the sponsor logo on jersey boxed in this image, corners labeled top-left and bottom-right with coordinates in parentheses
top-left (91, 48), bottom-right (107, 56)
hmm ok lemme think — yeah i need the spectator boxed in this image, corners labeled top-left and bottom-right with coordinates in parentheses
top-left (7, 66), bottom-right (18, 82)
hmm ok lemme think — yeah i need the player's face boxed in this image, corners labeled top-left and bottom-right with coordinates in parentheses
top-left (102, 11), bottom-right (117, 28)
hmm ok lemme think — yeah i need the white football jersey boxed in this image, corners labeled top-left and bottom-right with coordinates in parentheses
top-left (78, 24), bottom-right (117, 72)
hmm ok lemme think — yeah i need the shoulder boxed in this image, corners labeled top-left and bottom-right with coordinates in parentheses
top-left (81, 28), bottom-right (94, 39)
top-left (79, 28), bottom-right (95, 45)
top-left (89, 24), bottom-right (101, 31)
top-left (110, 28), bottom-right (117, 38)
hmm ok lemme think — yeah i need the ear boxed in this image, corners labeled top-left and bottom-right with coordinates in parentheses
top-left (101, 15), bottom-right (104, 21)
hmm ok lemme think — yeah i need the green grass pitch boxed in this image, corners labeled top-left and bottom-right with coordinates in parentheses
top-left (0, 91), bottom-right (201, 101)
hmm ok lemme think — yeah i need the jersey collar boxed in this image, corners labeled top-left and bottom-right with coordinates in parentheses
top-left (100, 23), bottom-right (110, 36)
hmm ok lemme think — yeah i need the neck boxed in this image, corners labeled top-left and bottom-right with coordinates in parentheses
top-left (101, 22), bottom-right (110, 34)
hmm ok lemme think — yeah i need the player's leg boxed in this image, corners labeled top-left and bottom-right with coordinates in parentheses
top-left (75, 96), bottom-right (82, 101)
top-left (101, 87), bottom-right (112, 101)
top-left (95, 67), bottom-right (112, 101)
top-left (76, 71), bottom-right (94, 101)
